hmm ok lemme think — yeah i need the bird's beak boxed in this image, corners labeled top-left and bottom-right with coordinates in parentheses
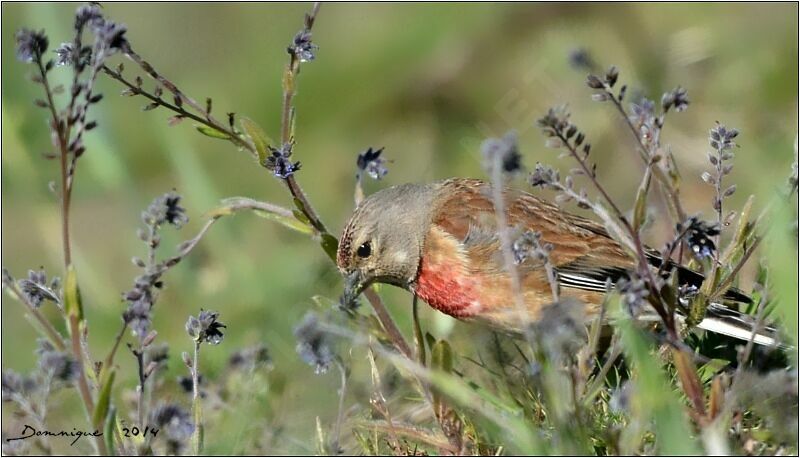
top-left (340, 270), bottom-right (367, 309)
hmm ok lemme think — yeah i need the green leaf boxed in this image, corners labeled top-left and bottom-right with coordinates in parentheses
top-left (425, 332), bottom-right (436, 352)
top-left (720, 194), bottom-right (755, 266)
top-left (209, 198), bottom-right (314, 236)
top-left (64, 265), bottom-right (83, 321)
top-left (733, 195), bottom-right (755, 246)
top-left (93, 369), bottom-right (116, 428)
top-left (103, 406), bottom-right (117, 456)
top-left (320, 233), bottom-right (339, 261)
top-left (764, 196), bottom-right (798, 346)
top-left (292, 209), bottom-right (311, 225)
top-left (195, 124), bottom-right (230, 140)
top-left (697, 358), bottom-right (730, 383)
top-left (431, 339), bottom-right (453, 374)
top-left (240, 116), bottom-right (273, 165)
top-left (412, 297), bottom-right (426, 367)
top-left (254, 209), bottom-right (314, 235)
top-left (632, 168), bottom-right (652, 231)
top-left (614, 298), bottom-right (700, 455)
top-left (292, 198), bottom-right (313, 224)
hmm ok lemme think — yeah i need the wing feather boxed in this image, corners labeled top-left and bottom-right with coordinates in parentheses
top-left (432, 178), bottom-right (633, 296)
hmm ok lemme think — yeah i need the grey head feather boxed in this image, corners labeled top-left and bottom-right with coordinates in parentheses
top-left (337, 182), bottom-right (440, 289)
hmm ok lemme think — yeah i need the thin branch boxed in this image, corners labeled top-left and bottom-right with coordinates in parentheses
top-left (102, 65), bottom-right (214, 127)
top-left (216, 198), bottom-right (296, 219)
top-left (68, 314), bottom-right (105, 455)
top-left (709, 234), bottom-right (762, 302)
top-left (360, 421), bottom-right (459, 454)
top-left (102, 320), bottom-right (128, 373)
top-left (5, 282), bottom-right (67, 351)
top-left (364, 288), bottom-right (412, 359)
top-left (553, 130), bottom-right (677, 333)
top-left (331, 359), bottom-right (348, 454)
top-left (488, 160), bottom-right (526, 321)
top-left (113, 50), bottom-right (255, 154)
top-left (191, 341), bottom-right (202, 455)
top-left (604, 88), bottom-right (688, 223)
top-left (35, 57), bottom-right (72, 268)
top-left (101, 0), bottom-right (413, 370)
top-left (735, 292), bottom-right (770, 373)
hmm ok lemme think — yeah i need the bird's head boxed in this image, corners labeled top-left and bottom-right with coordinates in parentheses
top-left (337, 182), bottom-right (437, 307)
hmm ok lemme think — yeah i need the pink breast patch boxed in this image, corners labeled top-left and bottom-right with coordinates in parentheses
top-left (414, 255), bottom-right (481, 318)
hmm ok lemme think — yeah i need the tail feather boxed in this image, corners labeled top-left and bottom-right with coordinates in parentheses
top-left (695, 303), bottom-right (782, 348)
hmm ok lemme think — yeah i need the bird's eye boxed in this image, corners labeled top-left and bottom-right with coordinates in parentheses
top-left (357, 242), bottom-right (372, 258)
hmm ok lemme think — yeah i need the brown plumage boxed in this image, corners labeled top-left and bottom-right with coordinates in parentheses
top-left (337, 178), bottom-right (776, 344)
top-left (415, 178), bottom-right (633, 329)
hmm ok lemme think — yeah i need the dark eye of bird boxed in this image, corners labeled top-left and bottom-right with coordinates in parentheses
top-left (357, 242), bottom-right (372, 258)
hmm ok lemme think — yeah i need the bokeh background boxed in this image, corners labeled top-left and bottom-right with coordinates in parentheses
top-left (2, 2), bottom-right (797, 454)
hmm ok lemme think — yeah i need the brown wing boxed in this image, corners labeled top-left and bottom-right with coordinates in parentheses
top-left (433, 178), bottom-right (634, 272)
top-left (420, 178), bottom-right (747, 330)
top-left (429, 178), bottom-right (635, 319)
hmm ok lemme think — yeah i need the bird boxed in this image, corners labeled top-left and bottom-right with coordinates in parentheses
top-left (336, 177), bottom-right (781, 347)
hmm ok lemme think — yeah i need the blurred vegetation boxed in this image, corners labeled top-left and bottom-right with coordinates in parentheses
top-left (2, 2), bottom-right (797, 455)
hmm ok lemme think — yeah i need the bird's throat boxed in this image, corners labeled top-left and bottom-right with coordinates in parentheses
top-left (413, 227), bottom-right (482, 318)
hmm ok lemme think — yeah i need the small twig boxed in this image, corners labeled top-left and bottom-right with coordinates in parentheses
top-left (276, 2), bottom-right (328, 235)
top-left (412, 294), bottom-right (426, 366)
top-left (604, 88), bottom-right (687, 223)
top-left (34, 57), bottom-right (72, 268)
top-left (366, 346), bottom-right (402, 452)
top-left (216, 198), bottom-right (296, 219)
top-left (582, 337), bottom-right (622, 406)
top-left (6, 282), bottom-right (67, 351)
top-left (331, 359), bottom-right (348, 454)
top-left (735, 293), bottom-right (769, 374)
top-left (709, 234), bottom-right (762, 302)
top-left (31, 32), bottom-right (109, 456)
top-left (657, 224), bottom-right (693, 278)
top-left (360, 421), bottom-right (459, 454)
top-left (101, 65), bottom-right (229, 134)
top-left (488, 157), bottom-right (527, 323)
top-left (131, 345), bottom-right (146, 430)
top-left (543, 258), bottom-right (560, 303)
top-left (105, 53), bottom-right (255, 154)
top-left (102, 320), bottom-right (128, 372)
top-left (191, 340), bottom-right (202, 455)
top-left (69, 314), bottom-right (104, 455)
top-left (553, 130), bottom-right (676, 333)
top-left (122, 44), bottom-right (225, 130)
top-left (364, 288), bottom-right (412, 359)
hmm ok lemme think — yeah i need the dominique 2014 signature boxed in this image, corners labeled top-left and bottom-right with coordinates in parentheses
top-left (6, 424), bottom-right (158, 446)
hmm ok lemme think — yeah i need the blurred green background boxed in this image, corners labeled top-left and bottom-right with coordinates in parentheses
top-left (2, 2), bottom-right (797, 454)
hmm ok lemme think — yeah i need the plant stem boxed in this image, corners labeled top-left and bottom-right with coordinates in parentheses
top-left (36, 50), bottom-right (107, 454)
top-left (606, 88), bottom-right (687, 223)
top-left (364, 288), bottom-right (412, 359)
top-left (412, 295), bottom-right (426, 366)
top-left (274, 2), bottom-right (413, 360)
top-left (332, 359), bottom-right (348, 454)
top-left (7, 282), bottom-right (67, 351)
top-left (709, 234), bottom-right (762, 302)
top-left (35, 57), bottom-right (72, 268)
top-left (735, 293), bottom-right (769, 373)
top-left (192, 341), bottom-right (203, 455)
top-left (134, 347), bottom-right (146, 429)
top-left (556, 131), bottom-right (676, 333)
top-left (488, 156), bottom-right (531, 340)
top-left (102, 0), bottom-right (412, 364)
top-left (286, 175), bottom-right (328, 234)
top-left (69, 314), bottom-right (106, 455)
top-left (115, 46), bottom-right (255, 153)
top-left (103, 321), bottom-right (128, 372)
